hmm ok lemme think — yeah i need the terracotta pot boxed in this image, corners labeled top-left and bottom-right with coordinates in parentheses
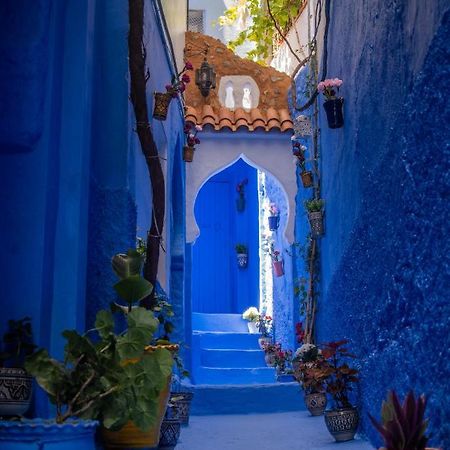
top-left (305, 392), bottom-right (327, 416)
top-left (183, 146), bottom-right (195, 162)
top-left (324, 407), bottom-right (359, 442)
top-left (258, 337), bottom-right (272, 349)
top-left (153, 92), bottom-right (172, 121)
top-left (272, 260), bottom-right (284, 277)
top-left (308, 211), bottom-right (324, 237)
top-left (268, 215), bottom-right (280, 231)
top-left (323, 97), bottom-right (344, 128)
top-left (300, 171), bottom-right (313, 188)
top-left (0, 367), bottom-right (32, 416)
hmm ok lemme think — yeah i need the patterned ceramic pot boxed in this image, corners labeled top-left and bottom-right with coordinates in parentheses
top-left (153, 92), bottom-right (172, 121)
top-left (170, 392), bottom-right (193, 426)
top-left (305, 392), bottom-right (327, 416)
top-left (158, 417), bottom-right (181, 449)
top-left (0, 419), bottom-right (98, 450)
top-left (0, 367), bottom-right (32, 416)
top-left (308, 211), bottom-right (324, 237)
top-left (258, 337), bottom-right (272, 350)
top-left (237, 253), bottom-right (248, 268)
top-left (183, 146), bottom-right (195, 162)
top-left (323, 97), bottom-right (344, 129)
top-left (300, 171), bottom-right (313, 188)
top-left (324, 408), bottom-right (359, 442)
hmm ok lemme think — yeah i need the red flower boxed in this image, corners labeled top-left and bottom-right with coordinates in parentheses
top-left (185, 61), bottom-right (193, 70)
top-left (181, 73), bottom-right (191, 83)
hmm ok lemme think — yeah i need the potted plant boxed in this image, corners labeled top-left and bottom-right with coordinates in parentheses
top-left (266, 239), bottom-right (284, 277)
top-left (318, 78), bottom-right (344, 128)
top-left (293, 344), bottom-right (328, 416)
top-left (170, 376), bottom-right (194, 427)
top-left (320, 340), bottom-right (359, 442)
top-left (0, 317), bottom-right (36, 417)
top-left (236, 178), bottom-right (248, 212)
top-left (262, 342), bottom-right (281, 367)
top-left (235, 243), bottom-right (248, 268)
top-left (273, 348), bottom-right (293, 381)
top-left (369, 391), bottom-right (441, 450)
top-left (255, 314), bottom-right (272, 349)
top-left (183, 124), bottom-right (201, 162)
top-left (268, 203), bottom-right (280, 230)
top-left (158, 395), bottom-right (182, 450)
top-left (292, 141), bottom-right (313, 188)
top-left (153, 61), bottom-right (193, 121)
top-left (242, 307), bottom-right (259, 333)
top-left (305, 198), bottom-right (325, 237)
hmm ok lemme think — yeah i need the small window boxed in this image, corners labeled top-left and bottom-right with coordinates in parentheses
top-left (188, 10), bottom-right (204, 33)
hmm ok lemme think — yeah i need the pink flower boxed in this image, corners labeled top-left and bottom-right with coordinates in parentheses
top-left (179, 82), bottom-right (186, 93)
top-left (181, 73), bottom-right (191, 84)
top-left (165, 84), bottom-right (173, 91)
top-left (185, 61), bottom-right (193, 70)
top-left (317, 81), bottom-right (325, 92)
top-left (195, 125), bottom-right (203, 131)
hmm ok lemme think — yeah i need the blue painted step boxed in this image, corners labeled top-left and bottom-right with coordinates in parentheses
top-left (201, 348), bottom-right (266, 368)
top-left (187, 382), bottom-right (305, 414)
top-left (192, 313), bottom-right (249, 332)
top-left (194, 367), bottom-right (276, 385)
top-left (193, 331), bottom-right (261, 350)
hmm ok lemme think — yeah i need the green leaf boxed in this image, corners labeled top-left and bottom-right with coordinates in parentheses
top-left (130, 395), bottom-right (158, 431)
top-left (127, 307), bottom-right (158, 335)
top-left (95, 310), bottom-right (114, 338)
top-left (111, 250), bottom-right (144, 279)
top-left (113, 276), bottom-right (153, 304)
top-left (62, 330), bottom-right (96, 362)
top-left (116, 329), bottom-right (148, 361)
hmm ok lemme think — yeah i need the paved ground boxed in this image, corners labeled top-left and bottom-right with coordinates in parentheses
top-left (177, 411), bottom-right (374, 450)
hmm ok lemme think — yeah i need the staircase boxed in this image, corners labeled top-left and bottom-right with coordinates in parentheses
top-left (189, 313), bottom-right (303, 414)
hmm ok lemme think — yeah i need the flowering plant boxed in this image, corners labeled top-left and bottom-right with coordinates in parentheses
top-left (274, 348), bottom-right (293, 372)
top-left (317, 78), bottom-right (343, 101)
top-left (268, 203), bottom-right (279, 217)
top-left (242, 307), bottom-right (259, 322)
top-left (255, 314), bottom-right (272, 337)
top-left (236, 178), bottom-right (248, 197)
top-left (295, 322), bottom-right (305, 344)
top-left (165, 61), bottom-right (193, 98)
top-left (292, 141), bottom-right (307, 171)
top-left (184, 123), bottom-right (202, 147)
top-left (262, 341), bottom-right (281, 355)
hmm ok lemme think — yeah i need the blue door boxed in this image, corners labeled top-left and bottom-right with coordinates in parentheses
top-left (192, 181), bottom-right (233, 312)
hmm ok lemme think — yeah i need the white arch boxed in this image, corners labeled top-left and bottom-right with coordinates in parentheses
top-left (186, 132), bottom-right (296, 243)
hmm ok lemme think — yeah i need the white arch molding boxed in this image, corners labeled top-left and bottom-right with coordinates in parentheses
top-left (186, 131), bottom-right (296, 244)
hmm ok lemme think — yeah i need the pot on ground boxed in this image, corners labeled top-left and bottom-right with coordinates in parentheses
top-left (153, 92), bottom-right (172, 121)
top-left (183, 146), bottom-right (195, 162)
top-left (308, 211), bottom-right (324, 237)
top-left (237, 253), bottom-right (248, 269)
top-left (258, 337), bottom-right (272, 350)
top-left (170, 392), bottom-right (193, 426)
top-left (264, 352), bottom-right (276, 367)
top-left (268, 215), bottom-right (280, 231)
top-left (324, 407), bottom-right (359, 442)
top-left (272, 260), bottom-right (284, 277)
top-left (305, 392), bottom-right (327, 416)
top-left (158, 401), bottom-right (181, 450)
top-left (247, 322), bottom-right (258, 334)
top-left (300, 171), bottom-right (313, 188)
top-left (0, 367), bottom-right (32, 417)
top-left (323, 98), bottom-right (344, 129)
top-left (0, 419), bottom-right (98, 450)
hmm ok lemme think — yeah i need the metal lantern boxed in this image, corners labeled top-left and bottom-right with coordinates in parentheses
top-left (294, 114), bottom-right (312, 137)
top-left (195, 57), bottom-right (216, 97)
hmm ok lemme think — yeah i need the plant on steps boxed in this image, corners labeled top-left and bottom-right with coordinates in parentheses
top-left (242, 307), bottom-right (259, 333)
top-left (369, 391), bottom-right (438, 450)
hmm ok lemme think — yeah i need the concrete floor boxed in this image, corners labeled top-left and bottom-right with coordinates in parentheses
top-left (177, 411), bottom-right (374, 450)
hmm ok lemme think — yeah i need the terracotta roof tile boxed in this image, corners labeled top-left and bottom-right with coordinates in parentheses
top-left (185, 105), bottom-right (293, 133)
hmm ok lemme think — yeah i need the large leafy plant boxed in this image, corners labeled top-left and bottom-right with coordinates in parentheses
top-left (25, 307), bottom-right (173, 430)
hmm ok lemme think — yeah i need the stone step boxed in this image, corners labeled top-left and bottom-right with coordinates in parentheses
top-left (192, 312), bottom-right (250, 332)
top-left (187, 382), bottom-right (305, 414)
top-left (200, 348), bottom-right (266, 368)
top-left (193, 331), bottom-right (261, 350)
top-left (193, 366), bottom-right (276, 385)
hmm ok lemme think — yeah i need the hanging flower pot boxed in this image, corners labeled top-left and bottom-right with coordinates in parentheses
top-left (237, 253), bottom-right (248, 268)
top-left (268, 215), bottom-right (280, 231)
top-left (153, 92), bottom-right (173, 121)
top-left (300, 171), bottom-right (313, 188)
top-left (183, 145), bottom-right (195, 162)
top-left (308, 211), bottom-right (324, 237)
top-left (236, 196), bottom-right (245, 212)
top-left (323, 98), bottom-right (344, 129)
top-left (236, 179), bottom-right (248, 212)
top-left (272, 260), bottom-right (284, 277)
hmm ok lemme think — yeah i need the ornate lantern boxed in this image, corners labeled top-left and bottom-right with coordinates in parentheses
top-left (195, 54), bottom-right (216, 97)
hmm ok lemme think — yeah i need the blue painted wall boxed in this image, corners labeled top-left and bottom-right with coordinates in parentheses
top-left (192, 159), bottom-right (259, 314)
top-left (291, 2), bottom-right (449, 448)
top-left (0, 0), bottom-right (186, 416)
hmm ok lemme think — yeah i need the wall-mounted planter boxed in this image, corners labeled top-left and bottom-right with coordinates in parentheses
top-left (153, 92), bottom-right (172, 121)
top-left (308, 211), bottom-right (324, 237)
top-left (323, 98), bottom-right (344, 129)
top-left (236, 196), bottom-right (245, 212)
top-left (272, 260), bottom-right (284, 277)
top-left (0, 368), bottom-right (32, 416)
top-left (237, 253), bottom-right (248, 268)
top-left (183, 145), bottom-right (195, 162)
top-left (268, 215), bottom-right (280, 231)
top-left (0, 419), bottom-right (98, 450)
top-left (300, 171), bottom-right (313, 188)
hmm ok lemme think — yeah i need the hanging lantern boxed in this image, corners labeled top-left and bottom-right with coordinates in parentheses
top-left (294, 115), bottom-right (312, 137)
top-left (195, 56), bottom-right (216, 97)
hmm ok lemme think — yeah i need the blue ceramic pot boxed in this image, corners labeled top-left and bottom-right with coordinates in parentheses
top-left (0, 419), bottom-right (98, 450)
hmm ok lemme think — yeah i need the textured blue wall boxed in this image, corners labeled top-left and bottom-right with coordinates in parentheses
top-left (302, 2), bottom-right (450, 448)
